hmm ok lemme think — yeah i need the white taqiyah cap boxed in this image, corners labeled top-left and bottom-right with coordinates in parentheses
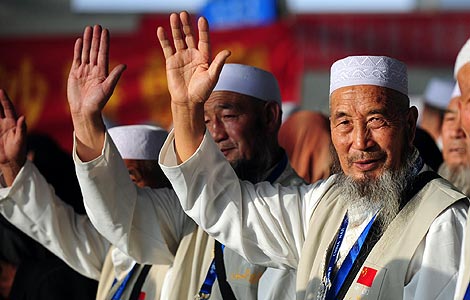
top-left (108, 125), bottom-right (168, 160)
top-left (454, 38), bottom-right (470, 78)
top-left (423, 78), bottom-right (455, 110)
top-left (213, 63), bottom-right (282, 105)
top-left (329, 55), bottom-right (408, 96)
top-left (451, 82), bottom-right (461, 99)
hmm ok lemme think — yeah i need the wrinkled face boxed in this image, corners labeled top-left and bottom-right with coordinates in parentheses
top-left (458, 63), bottom-right (470, 137)
top-left (330, 85), bottom-right (415, 181)
top-left (204, 91), bottom-right (264, 165)
top-left (442, 97), bottom-right (468, 167)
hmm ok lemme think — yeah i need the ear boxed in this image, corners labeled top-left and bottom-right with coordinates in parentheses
top-left (406, 106), bottom-right (419, 147)
top-left (127, 166), bottom-right (145, 187)
top-left (263, 101), bottom-right (282, 133)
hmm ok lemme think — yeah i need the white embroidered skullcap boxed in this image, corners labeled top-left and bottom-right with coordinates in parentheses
top-left (108, 125), bottom-right (168, 160)
top-left (329, 55), bottom-right (408, 96)
top-left (214, 63), bottom-right (281, 105)
top-left (423, 78), bottom-right (454, 110)
top-left (451, 82), bottom-right (461, 99)
top-left (454, 38), bottom-right (470, 78)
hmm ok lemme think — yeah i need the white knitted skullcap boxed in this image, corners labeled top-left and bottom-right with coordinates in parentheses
top-left (423, 78), bottom-right (455, 110)
top-left (214, 64), bottom-right (281, 105)
top-left (451, 82), bottom-right (461, 98)
top-left (329, 56), bottom-right (408, 96)
top-left (108, 125), bottom-right (168, 160)
top-left (454, 38), bottom-right (470, 78)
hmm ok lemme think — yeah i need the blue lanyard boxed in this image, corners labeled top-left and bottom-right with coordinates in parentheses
top-left (324, 213), bottom-right (377, 300)
top-left (111, 265), bottom-right (136, 300)
top-left (197, 156), bottom-right (287, 298)
top-left (464, 283), bottom-right (470, 300)
top-left (198, 244), bottom-right (226, 298)
top-left (265, 153), bottom-right (288, 184)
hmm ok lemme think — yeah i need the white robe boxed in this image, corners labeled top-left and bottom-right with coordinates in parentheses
top-left (0, 161), bottom-right (166, 299)
top-left (159, 129), bottom-right (468, 299)
top-left (71, 132), bottom-right (302, 300)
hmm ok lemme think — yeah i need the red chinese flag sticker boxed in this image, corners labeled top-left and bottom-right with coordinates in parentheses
top-left (357, 266), bottom-right (378, 287)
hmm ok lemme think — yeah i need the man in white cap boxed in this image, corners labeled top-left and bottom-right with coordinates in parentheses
top-left (438, 83), bottom-right (470, 196)
top-left (420, 77), bottom-right (455, 149)
top-left (154, 12), bottom-right (468, 299)
top-left (65, 24), bottom-right (304, 299)
top-left (0, 102), bottom-right (172, 300)
top-left (452, 37), bottom-right (470, 300)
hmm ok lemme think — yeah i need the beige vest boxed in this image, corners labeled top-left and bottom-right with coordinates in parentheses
top-left (297, 176), bottom-right (466, 300)
top-left (96, 246), bottom-right (169, 300)
top-left (455, 208), bottom-right (470, 300)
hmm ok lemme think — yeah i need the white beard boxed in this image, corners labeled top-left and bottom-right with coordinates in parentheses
top-left (438, 163), bottom-right (470, 197)
top-left (333, 152), bottom-right (415, 230)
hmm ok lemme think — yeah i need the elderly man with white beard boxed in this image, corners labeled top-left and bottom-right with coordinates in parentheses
top-left (452, 37), bottom-right (470, 300)
top-left (438, 84), bottom-right (470, 197)
top-left (156, 12), bottom-right (469, 300)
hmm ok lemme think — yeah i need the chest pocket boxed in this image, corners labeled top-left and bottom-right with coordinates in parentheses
top-left (345, 262), bottom-right (387, 300)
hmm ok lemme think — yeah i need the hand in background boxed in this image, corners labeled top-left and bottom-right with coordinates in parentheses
top-left (0, 90), bottom-right (26, 186)
top-left (67, 25), bottom-right (126, 161)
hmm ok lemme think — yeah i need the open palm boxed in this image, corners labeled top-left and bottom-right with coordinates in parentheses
top-left (157, 12), bottom-right (230, 106)
top-left (67, 25), bottom-right (126, 118)
top-left (0, 89), bottom-right (26, 181)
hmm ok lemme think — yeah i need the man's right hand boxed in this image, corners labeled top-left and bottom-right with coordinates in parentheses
top-left (67, 25), bottom-right (126, 161)
top-left (157, 12), bottom-right (230, 163)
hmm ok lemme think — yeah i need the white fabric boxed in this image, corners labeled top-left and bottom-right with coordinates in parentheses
top-left (329, 55), bottom-right (408, 96)
top-left (423, 78), bottom-right (455, 110)
top-left (454, 38), bottom-right (470, 78)
top-left (108, 125), bottom-right (167, 160)
top-left (73, 132), bottom-right (297, 300)
top-left (0, 160), bottom-right (110, 280)
top-left (214, 63), bottom-right (282, 105)
top-left (452, 82), bottom-right (462, 98)
top-left (159, 129), bottom-right (468, 299)
top-left (0, 158), bottom-right (168, 299)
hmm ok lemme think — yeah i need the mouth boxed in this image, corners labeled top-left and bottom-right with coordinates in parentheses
top-left (352, 158), bottom-right (383, 172)
top-left (449, 147), bottom-right (466, 154)
top-left (220, 147), bottom-right (236, 157)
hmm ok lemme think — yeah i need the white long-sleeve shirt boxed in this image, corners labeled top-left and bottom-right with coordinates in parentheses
top-left (72, 132), bottom-right (303, 300)
top-left (0, 161), bottom-right (110, 280)
top-left (159, 129), bottom-right (468, 299)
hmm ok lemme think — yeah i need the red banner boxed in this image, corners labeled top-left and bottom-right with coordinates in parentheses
top-left (1, 12), bottom-right (470, 151)
top-left (0, 15), bottom-right (301, 151)
top-left (296, 12), bottom-right (470, 68)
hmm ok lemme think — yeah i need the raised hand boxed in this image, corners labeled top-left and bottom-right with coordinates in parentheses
top-left (157, 11), bottom-right (230, 107)
top-left (67, 25), bottom-right (126, 161)
top-left (67, 25), bottom-right (126, 119)
top-left (157, 12), bottom-right (230, 162)
top-left (0, 89), bottom-right (26, 186)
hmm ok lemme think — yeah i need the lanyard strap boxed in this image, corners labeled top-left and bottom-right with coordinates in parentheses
top-left (196, 156), bottom-right (288, 299)
top-left (198, 258), bottom-right (218, 298)
top-left (111, 264), bottom-right (137, 300)
top-left (265, 153), bottom-right (288, 184)
top-left (325, 213), bottom-right (377, 300)
top-left (464, 283), bottom-right (470, 300)
top-left (198, 244), bottom-right (231, 299)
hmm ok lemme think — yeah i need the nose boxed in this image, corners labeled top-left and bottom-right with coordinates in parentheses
top-left (452, 111), bottom-right (466, 139)
top-left (208, 117), bottom-right (228, 143)
top-left (351, 124), bottom-right (374, 151)
top-left (451, 124), bottom-right (466, 139)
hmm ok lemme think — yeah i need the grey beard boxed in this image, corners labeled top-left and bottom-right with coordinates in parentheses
top-left (332, 149), bottom-right (415, 230)
top-left (438, 163), bottom-right (470, 197)
top-left (231, 143), bottom-right (275, 184)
